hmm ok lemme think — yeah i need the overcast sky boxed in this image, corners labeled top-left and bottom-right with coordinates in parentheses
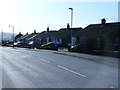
top-left (0, 0), bottom-right (119, 34)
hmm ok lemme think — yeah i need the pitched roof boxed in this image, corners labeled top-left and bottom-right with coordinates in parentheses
top-left (27, 34), bottom-right (38, 40)
top-left (35, 30), bottom-right (58, 39)
top-left (17, 34), bottom-right (28, 40)
top-left (15, 33), bottom-right (23, 40)
top-left (57, 27), bottom-right (83, 39)
top-left (73, 22), bottom-right (120, 37)
top-left (24, 33), bottom-right (38, 40)
top-left (17, 33), bottom-right (38, 41)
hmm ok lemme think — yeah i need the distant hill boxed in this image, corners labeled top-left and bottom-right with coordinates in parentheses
top-left (0, 32), bottom-right (17, 41)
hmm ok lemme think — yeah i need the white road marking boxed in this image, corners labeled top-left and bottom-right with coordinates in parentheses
top-left (110, 86), bottom-right (115, 88)
top-left (40, 59), bottom-right (50, 63)
top-left (22, 56), bottom-right (26, 58)
top-left (57, 65), bottom-right (87, 78)
top-left (39, 58), bottom-right (87, 78)
top-left (22, 55), bottom-right (31, 58)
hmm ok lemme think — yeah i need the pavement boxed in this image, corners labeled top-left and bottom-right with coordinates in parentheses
top-left (57, 48), bottom-right (119, 67)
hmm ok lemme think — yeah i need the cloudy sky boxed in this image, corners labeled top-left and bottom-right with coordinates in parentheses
top-left (0, 0), bottom-right (119, 34)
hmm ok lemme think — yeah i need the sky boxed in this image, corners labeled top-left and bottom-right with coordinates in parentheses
top-left (0, 0), bottom-right (119, 34)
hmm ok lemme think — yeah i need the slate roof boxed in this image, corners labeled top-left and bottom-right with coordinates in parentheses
top-left (16, 22), bottom-right (120, 42)
top-left (73, 22), bottom-right (120, 37)
top-left (17, 33), bottom-right (38, 41)
top-left (57, 27), bottom-right (83, 39)
top-left (15, 33), bottom-right (23, 40)
top-left (35, 30), bottom-right (58, 39)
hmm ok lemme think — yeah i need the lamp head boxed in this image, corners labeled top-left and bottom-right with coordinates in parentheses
top-left (69, 8), bottom-right (73, 10)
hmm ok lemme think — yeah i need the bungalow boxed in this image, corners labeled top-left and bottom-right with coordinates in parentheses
top-left (15, 30), bottom-right (38, 48)
top-left (16, 33), bottom-right (29, 43)
top-left (14, 32), bottom-right (23, 42)
top-left (17, 30), bottom-right (38, 43)
top-left (72, 19), bottom-right (120, 52)
top-left (57, 27), bottom-right (83, 47)
top-left (34, 27), bottom-right (58, 45)
top-left (26, 27), bottom-right (60, 49)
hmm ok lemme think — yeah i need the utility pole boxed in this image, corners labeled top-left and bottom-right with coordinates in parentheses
top-left (1, 29), bottom-right (3, 46)
top-left (9, 25), bottom-right (14, 48)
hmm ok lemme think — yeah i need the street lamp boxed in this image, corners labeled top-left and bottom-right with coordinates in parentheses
top-left (1, 29), bottom-right (3, 46)
top-left (69, 7), bottom-right (73, 49)
top-left (9, 25), bottom-right (14, 48)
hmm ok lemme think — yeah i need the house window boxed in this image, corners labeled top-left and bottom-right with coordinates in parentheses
top-left (80, 36), bottom-right (86, 44)
top-left (71, 37), bottom-right (76, 46)
top-left (47, 37), bottom-right (49, 43)
top-left (59, 39), bottom-right (62, 44)
top-left (114, 37), bottom-right (120, 47)
top-left (39, 39), bottom-right (41, 43)
top-left (97, 37), bottom-right (101, 48)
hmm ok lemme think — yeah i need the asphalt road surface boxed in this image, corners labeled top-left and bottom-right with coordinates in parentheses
top-left (0, 47), bottom-right (118, 88)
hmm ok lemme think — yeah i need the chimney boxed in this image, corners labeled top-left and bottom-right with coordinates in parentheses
top-left (67, 23), bottom-right (70, 29)
top-left (34, 29), bottom-right (36, 34)
top-left (26, 32), bottom-right (28, 35)
top-left (19, 32), bottom-right (21, 34)
top-left (101, 18), bottom-right (106, 24)
top-left (47, 26), bottom-right (49, 32)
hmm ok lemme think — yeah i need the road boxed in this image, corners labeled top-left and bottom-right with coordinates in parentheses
top-left (0, 47), bottom-right (118, 88)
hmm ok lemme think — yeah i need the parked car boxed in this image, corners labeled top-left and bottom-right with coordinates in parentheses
top-left (28, 41), bottom-right (41, 49)
top-left (40, 42), bottom-right (58, 51)
top-left (14, 41), bottom-right (30, 48)
top-left (1, 41), bottom-right (12, 46)
top-left (70, 44), bottom-right (80, 52)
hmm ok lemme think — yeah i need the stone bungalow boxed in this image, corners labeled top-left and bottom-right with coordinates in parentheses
top-left (17, 30), bottom-right (38, 44)
top-left (72, 19), bottom-right (120, 51)
top-left (14, 32), bottom-right (23, 42)
top-left (57, 27), bottom-right (83, 47)
top-left (28, 27), bottom-right (59, 46)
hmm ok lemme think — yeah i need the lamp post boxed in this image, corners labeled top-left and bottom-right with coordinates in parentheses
top-left (1, 29), bottom-right (3, 46)
top-left (9, 25), bottom-right (14, 48)
top-left (69, 7), bottom-right (73, 49)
